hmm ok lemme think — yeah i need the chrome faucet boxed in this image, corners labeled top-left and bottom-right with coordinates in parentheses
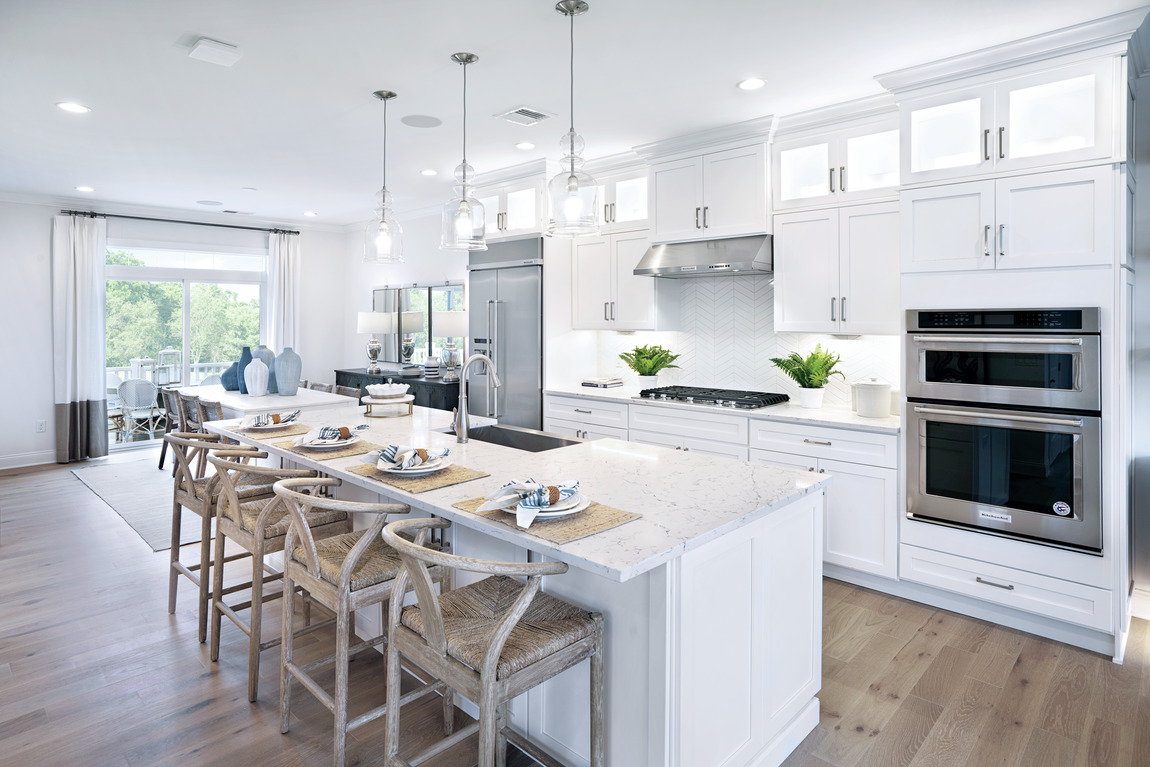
top-left (454, 353), bottom-right (501, 443)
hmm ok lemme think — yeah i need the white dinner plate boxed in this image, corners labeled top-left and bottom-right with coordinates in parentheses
top-left (246, 420), bottom-right (296, 431)
top-left (376, 457), bottom-right (452, 476)
top-left (500, 491), bottom-right (589, 519)
top-left (297, 435), bottom-right (361, 450)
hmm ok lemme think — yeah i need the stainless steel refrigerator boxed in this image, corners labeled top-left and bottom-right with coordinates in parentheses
top-left (466, 238), bottom-right (543, 430)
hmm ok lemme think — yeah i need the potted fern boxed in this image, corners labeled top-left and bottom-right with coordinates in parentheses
top-left (619, 344), bottom-right (680, 389)
top-left (770, 344), bottom-right (844, 409)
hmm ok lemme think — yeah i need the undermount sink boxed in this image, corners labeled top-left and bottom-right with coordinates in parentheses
top-left (440, 424), bottom-right (582, 453)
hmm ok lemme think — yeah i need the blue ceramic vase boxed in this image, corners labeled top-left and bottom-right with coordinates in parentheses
top-left (237, 346), bottom-right (253, 394)
top-left (253, 345), bottom-right (277, 393)
top-left (220, 361), bottom-right (240, 391)
top-left (274, 347), bottom-right (302, 396)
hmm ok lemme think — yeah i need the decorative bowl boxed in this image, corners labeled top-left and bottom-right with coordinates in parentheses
top-left (365, 382), bottom-right (409, 399)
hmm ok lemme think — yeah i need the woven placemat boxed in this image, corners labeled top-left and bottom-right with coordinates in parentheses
top-left (272, 439), bottom-right (383, 461)
top-left (238, 423), bottom-right (311, 439)
top-left (344, 462), bottom-right (490, 493)
top-left (452, 497), bottom-right (640, 544)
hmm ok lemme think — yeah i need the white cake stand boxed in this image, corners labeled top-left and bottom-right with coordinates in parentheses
top-left (363, 394), bottom-right (414, 418)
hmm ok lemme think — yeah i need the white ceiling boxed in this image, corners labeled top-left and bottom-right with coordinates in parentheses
top-left (1, 0), bottom-right (1146, 227)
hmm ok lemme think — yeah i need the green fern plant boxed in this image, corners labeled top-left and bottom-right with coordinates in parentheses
top-left (619, 345), bottom-right (681, 376)
top-left (769, 344), bottom-right (844, 389)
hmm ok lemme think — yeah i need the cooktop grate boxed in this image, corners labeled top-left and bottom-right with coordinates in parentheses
top-left (635, 386), bottom-right (790, 409)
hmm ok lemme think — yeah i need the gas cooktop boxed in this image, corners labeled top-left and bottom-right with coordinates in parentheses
top-left (635, 386), bottom-right (790, 410)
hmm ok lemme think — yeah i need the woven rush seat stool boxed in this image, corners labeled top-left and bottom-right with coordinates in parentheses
top-left (382, 517), bottom-right (604, 767)
top-left (208, 452), bottom-right (352, 701)
top-left (273, 478), bottom-right (452, 767)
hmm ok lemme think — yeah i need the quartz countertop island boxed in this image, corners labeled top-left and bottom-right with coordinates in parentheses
top-left (206, 404), bottom-right (829, 767)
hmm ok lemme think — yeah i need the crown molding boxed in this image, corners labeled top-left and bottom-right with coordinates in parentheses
top-left (773, 93), bottom-right (897, 139)
top-left (583, 150), bottom-right (646, 177)
top-left (876, 6), bottom-right (1149, 94)
top-left (472, 157), bottom-right (553, 188)
top-left (1131, 12), bottom-right (1150, 77)
top-left (632, 115), bottom-right (777, 162)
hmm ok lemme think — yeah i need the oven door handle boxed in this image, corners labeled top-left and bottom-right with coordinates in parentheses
top-left (911, 335), bottom-right (1083, 345)
top-left (912, 405), bottom-right (1082, 428)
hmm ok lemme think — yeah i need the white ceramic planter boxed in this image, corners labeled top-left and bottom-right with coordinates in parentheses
top-left (796, 387), bottom-right (825, 409)
top-left (637, 375), bottom-right (660, 389)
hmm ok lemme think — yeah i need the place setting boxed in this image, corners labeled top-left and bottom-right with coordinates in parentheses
top-left (273, 423), bottom-right (382, 459)
top-left (347, 443), bottom-right (490, 492)
top-left (454, 477), bottom-right (641, 544)
top-left (236, 409), bottom-right (310, 438)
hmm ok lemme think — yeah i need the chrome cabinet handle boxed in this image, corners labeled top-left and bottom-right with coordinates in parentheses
top-left (683, 447), bottom-right (690, 452)
top-left (574, 408), bottom-right (592, 414)
top-left (610, 301), bottom-right (615, 320)
top-left (998, 224), bottom-right (1005, 257)
top-left (610, 203), bottom-right (616, 222)
top-left (695, 207), bottom-right (701, 229)
top-left (998, 126), bottom-right (1005, 159)
top-left (840, 296), bottom-right (846, 322)
top-left (830, 297), bottom-right (836, 322)
top-left (912, 335), bottom-right (1084, 346)
top-left (604, 203), bottom-right (610, 223)
top-left (839, 166), bottom-right (845, 192)
top-left (913, 405), bottom-right (1082, 428)
top-left (983, 224), bottom-right (991, 256)
top-left (803, 438), bottom-right (832, 446)
top-left (983, 129), bottom-right (990, 161)
top-left (818, 468), bottom-right (826, 473)
top-left (829, 167), bottom-right (835, 193)
top-left (702, 206), bottom-right (708, 228)
top-left (604, 302), bottom-right (609, 321)
top-left (977, 576), bottom-right (1014, 591)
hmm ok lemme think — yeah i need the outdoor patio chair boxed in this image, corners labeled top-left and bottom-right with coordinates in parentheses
top-left (199, 373), bottom-right (222, 386)
top-left (119, 379), bottom-right (161, 439)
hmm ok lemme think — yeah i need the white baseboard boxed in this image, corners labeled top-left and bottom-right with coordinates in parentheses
top-left (1132, 587), bottom-right (1150, 621)
top-left (0, 450), bottom-right (56, 471)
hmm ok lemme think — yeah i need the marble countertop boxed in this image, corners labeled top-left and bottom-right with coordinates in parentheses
top-left (544, 386), bottom-right (901, 434)
top-left (182, 384), bottom-right (358, 415)
top-left (206, 404), bottom-right (830, 583)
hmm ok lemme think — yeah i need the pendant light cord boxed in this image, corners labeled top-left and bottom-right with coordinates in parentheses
top-left (382, 97), bottom-right (388, 191)
top-left (461, 61), bottom-right (468, 184)
top-left (569, 10), bottom-right (576, 174)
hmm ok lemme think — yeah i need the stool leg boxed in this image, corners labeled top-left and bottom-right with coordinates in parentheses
top-left (209, 523), bottom-right (227, 662)
top-left (495, 703), bottom-right (509, 767)
top-left (478, 677), bottom-right (499, 767)
top-left (334, 602), bottom-right (352, 767)
top-left (590, 613), bottom-right (605, 767)
top-left (384, 635), bottom-right (403, 763)
top-left (197, 505), bottom-right (213, 643)
top-left (158, 438), bottom-right (168, 470)
top-left (247, 537), bottom-right (265, 702)
top-left (168, 501), bottom-right (182, 613)
top-left (280, 569), bottom-right (297, 734)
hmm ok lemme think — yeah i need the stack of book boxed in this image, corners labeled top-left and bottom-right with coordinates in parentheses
top-left (581, 377), bottom-right (623, 388)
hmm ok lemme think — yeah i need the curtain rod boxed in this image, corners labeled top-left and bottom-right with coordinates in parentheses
top-left (60, 210), bottom-right (300, 236)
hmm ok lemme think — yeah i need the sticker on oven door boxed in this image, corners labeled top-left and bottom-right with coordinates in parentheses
top-left (979, 510), bottom-right (1012, 524)
top-left (1053, 501), bottom-right (1071, 516)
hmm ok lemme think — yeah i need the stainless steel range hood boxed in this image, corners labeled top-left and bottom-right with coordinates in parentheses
top-left (633, 234), bottom-right (772, 278)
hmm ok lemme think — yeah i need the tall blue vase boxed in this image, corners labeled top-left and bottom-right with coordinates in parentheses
top-left (253, 345), bottom-right (277, 393)
top-left (274, 347), bottom-right (302, 396)
top-left (237, 346), bottom-right (253, 394)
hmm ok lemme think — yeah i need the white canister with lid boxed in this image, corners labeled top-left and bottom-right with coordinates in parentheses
top-left (851, 377), bottom-right (892, 418)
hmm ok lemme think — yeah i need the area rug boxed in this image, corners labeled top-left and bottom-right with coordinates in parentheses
top-left (71, 454), bottom-right (196, 551)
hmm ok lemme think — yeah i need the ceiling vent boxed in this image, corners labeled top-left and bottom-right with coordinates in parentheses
top-left (188, 37), bottom-right (243, 67)
top-left (494, 106), bottom-right (556, 126)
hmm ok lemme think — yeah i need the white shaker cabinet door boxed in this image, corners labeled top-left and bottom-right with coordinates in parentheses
top-left (701, 144), bottom-right (768, 239)
top-left (571, 237), bottom-right (613, 329)
top-left (612, 231), bottom-right (657, 330)
top-left (773, 208), bottom-right (840, 332)
top-left (820, 458), bottom-right (898, 578)
top-left (839, 202), bottom-right (900, 335)
top-left (901, 180), bottom-right (995, 273)
top-left (649, 156), bottom-right (704, 243)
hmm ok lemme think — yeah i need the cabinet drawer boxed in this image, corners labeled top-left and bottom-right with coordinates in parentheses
top-left (749, 448), bottom-right (816, 472)
top-left (629, 404), bottom-right (748, 445)
top-left (545, 417), bottom-right (627, 442)
top-left (748, 419), bottom-right (896, 468)
top-left (544, 396), bottom-right (629, 429)
top-left (899, 544), bottom-right (1112, 631)
top-left (631, 429), bottom-right (748, 461)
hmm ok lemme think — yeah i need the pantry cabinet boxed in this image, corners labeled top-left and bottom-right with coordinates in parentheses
top-left (571, 230), bottom-right (677, 330)
top-left (900, 165), bottom-right (1115, 272)
top-left (774, 201), bottom-right (900, 334)
top-left (648, 144), bottom-right (767, 243)
top-left (774, 120), bottom-right (900, 210)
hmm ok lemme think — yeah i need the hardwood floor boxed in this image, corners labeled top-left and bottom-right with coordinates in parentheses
top-left (4, 452), bottom-right (1148, 767)
top-left (0, 452), bottom-right (531, 767)
top-left (782, 578), bottom-right (1150, 767)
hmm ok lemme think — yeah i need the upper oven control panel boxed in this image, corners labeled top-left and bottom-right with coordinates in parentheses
top-left (908, 308), bottom-right (1100, 333)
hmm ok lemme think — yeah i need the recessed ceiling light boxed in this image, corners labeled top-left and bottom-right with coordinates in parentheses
top-left (737, 78), bottom-right (766, 91)
top-left (515, 141), bottom-right (535, 151)
top-left (240, 186), bottom-right (258, 192)
top-left (196, 200), bottom-right (222, 206)
top-left (57, 102), bottom-right (91, 113)
top-left (401, 115), bottom-right (442, 128)
top-left (75, 186), bottom-right (94, 192)
top-left (303, 211), bottom-right (317, 217)
top-left (420, 169), bottom-right (438, 176)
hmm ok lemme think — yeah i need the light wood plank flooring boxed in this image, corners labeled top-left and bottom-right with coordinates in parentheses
top-left (781, 578), bottom-right (1150, 767)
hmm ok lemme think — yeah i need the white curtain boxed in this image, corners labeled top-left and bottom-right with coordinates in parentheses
top-left (267, 231), bottom-right (300, 351)
top-left (51, 215), bottom-right (108, 462)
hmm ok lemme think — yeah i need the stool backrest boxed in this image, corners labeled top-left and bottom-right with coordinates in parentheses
top-left (308, 382), bottom-right (333, 393)
top-left (208, 452), bottom-right (314, 527)
top-left (196, 398), bottom-right (225, 424)
top-left (163, 432), bottom-right (221, 500)
top-left (177, 392), bottom-right (202, 431)
top-left (160, 388), bottom-right (182, 427)
top-left (335, 385), bottom-right (360, 399)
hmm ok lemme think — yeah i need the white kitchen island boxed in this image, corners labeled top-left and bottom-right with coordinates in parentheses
top-left (180, 383), bottom-right (357, 419)
top-left (207, 404), bottom-right (829, 767)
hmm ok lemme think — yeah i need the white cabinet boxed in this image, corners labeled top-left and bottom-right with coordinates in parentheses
top-left (543, 395), bottom-right (629, 442)
top-left (774, 120), bottom-right (899, 210)
top-left (774, 202), bottom-right (900, 334)
top-left (749, 420), bottom-right (898, 578)
top-left (629, 404), bottom-right (749, 461)
top-left (595, 169), bottom-right (648, 232)
top-left (648, 144), bottom-right (768, 244)
top-left (478, 179), bottom-right (544, 240)
top-left (572, 230), bottom-right (676, 330)
top-left (901, 59), bottom-right (1117, 185)
top-left (545, 417), bottom-right (627, 441)
top-left (901, 165), bottom-right (1115, 273)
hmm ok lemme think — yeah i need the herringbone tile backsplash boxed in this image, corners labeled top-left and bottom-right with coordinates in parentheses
top-left (596, 275), bottom-right (900, 410)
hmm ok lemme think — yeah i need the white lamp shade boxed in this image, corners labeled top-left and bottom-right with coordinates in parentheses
top-left (433, 311), bottom-right (468, 338)
top-left (357, 311), bottom-right (395, 334)
top-left (399, 311), bottom-right (425, 335)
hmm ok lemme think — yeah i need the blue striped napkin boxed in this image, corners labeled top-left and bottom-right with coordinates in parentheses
top-left (477, 478), bottom-right (580, 528)
top-left (377, 444), bottom-right (450, 470)
top-left (243, 409), bottom-right (301, 428)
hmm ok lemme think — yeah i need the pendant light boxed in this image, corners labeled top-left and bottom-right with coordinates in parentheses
top-left (440, 53), bottom-right (487, 251)
top-left (547, 0), bottom-right (599, 238)
top-left (363, 90), bottom-right (403, 263)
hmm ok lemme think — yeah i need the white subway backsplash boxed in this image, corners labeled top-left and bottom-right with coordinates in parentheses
top-left (597, 275), bottom-right (900, 409)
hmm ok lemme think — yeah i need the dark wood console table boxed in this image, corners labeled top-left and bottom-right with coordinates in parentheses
top-left (334, 369), bottom-right (459, 413)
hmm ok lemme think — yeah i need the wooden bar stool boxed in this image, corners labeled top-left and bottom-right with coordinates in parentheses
top-left (273, 478), bottom-right (451, 767)
top-left (382, 517), bottom-right (605, 767)
top-left (207, 452), bottom-right (352, 701)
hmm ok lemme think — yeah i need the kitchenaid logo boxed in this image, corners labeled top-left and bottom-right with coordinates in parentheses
top-left (979, 510), bottom-right (1012, 524)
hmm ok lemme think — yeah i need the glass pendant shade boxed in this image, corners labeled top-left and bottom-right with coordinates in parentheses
top-left (364, 188), bottom-right (404, 263)
top-left (547, 130), bottom-right (599, 237)
top-left (440, 162), bottom-right (487, 250)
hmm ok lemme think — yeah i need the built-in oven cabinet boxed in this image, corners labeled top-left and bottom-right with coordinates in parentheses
top-left (900, 165), bottom-right (1115, 273)
top-left (543, 395), bottom-right (629, 440)
top-left (899, 544), bottom-right (1112, 631)
top-left (749, 420), bottom-right (899, 578)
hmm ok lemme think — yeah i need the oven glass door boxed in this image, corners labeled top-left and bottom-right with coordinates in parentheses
top-left (906, 334), bottom-right (1100, 410)
top-left (907, 404), bottom-right (1102, 552)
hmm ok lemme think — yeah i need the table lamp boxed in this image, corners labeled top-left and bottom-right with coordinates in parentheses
top-left (357, 311), bottom-right (394, 373)
top-left (399, 311), bottom-right (424, 363)
top-left (433, 311), bottom-right (468, 382)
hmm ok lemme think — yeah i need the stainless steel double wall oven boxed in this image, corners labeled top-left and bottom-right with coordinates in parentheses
top-left (905, 308), bottom-right (1102, 553)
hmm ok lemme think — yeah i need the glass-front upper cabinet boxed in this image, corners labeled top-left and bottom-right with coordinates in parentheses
top-left (477, 180), bottom-right (543, 240)
top-left (773, 118), bottom-right (899, 210)
top-left (901, 58), bottom-right (1117, 184)
top-left (594, 169), bottom-right (648, 231)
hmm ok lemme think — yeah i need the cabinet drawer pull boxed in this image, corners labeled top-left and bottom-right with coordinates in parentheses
top-left (976, 576), bottom-right (1014, 591)
top-left (983, 128), bottom-right (990, 161)
top-left (839, 166), bottom-right (845, 192)
top-left (803, 438), bottom-right (832, 446)
top-left (574, 408), bottom-right (592, 414)
top-left (998, 126), bottom-right (1005, 159)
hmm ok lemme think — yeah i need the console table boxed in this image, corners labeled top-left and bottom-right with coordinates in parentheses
top-left (334, 369), bottom-right (459, 413)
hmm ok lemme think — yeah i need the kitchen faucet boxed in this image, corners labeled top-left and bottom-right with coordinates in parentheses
top-left (454, 353), bottom-right (501, 443)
